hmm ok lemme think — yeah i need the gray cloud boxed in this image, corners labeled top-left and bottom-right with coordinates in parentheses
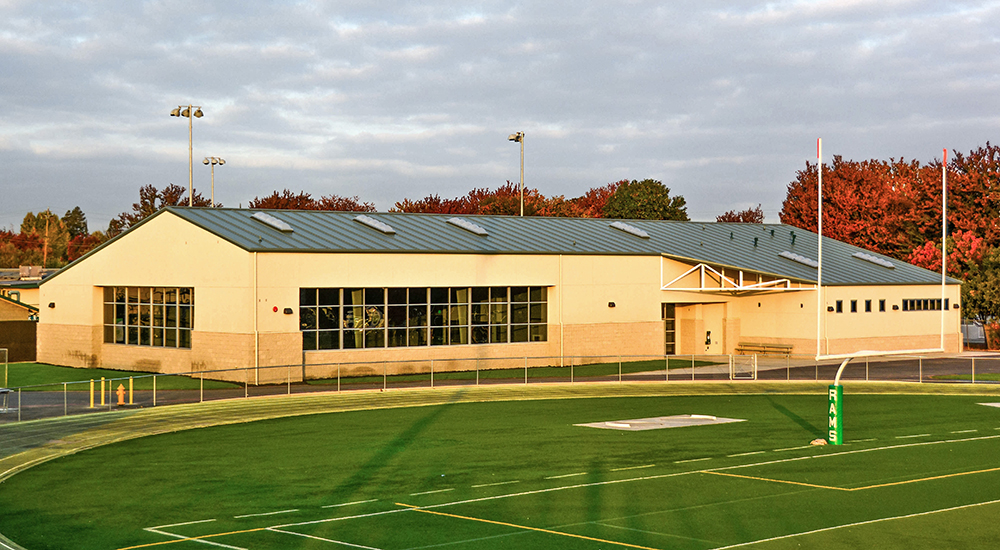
top-left (1, 0), bottom-right (999, 231)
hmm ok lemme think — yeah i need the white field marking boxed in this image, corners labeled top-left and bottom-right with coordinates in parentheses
top-left (471, 480), bottom-right (521, 488)
top-left (611, 464), bottom-right (656, 472)
top-left (322, 499), bottom-right (378, 509)
top-left (409, 488), bottom-right (454, 496)
top-left (772, 445), bottom-right (812, 452)
top-left (143, 526), bottom-right (246, 550)
top-left (273, 434), bottom-right (1000, 532)
top-left (0, 538), bottom-right (18, 550)
top-left (896, 434), bottom-right (932, 439)
top-left (728, 451), bottom-right (766, 458)
top-left (852, 438), bottom-right (877, 442)
top-left (707, 497), bottom-right (1000, 550)
top-left (268, 527), bottom-right (382, 549)
top-left (707, 434), bottom-right (1000, 474)
top-left (952, 429), bottom-right (978, 434)
top-left (233, 509), bottom-right (298, 519)
top-left (147, 519), bottom-right (217, 530)
top-left (675, 457), bottom-right (712, 464)
top-left (544, 472), bottom-right (588, 479)
top-left (595, 521), bottom-right (718, 544)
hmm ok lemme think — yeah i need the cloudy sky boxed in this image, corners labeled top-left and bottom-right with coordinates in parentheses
top-left (1, 1), bottom-right (998, 231)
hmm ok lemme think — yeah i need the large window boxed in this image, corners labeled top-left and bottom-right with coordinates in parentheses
top-left (902, 298), bottom-right (949, 311)
top-left (301, 286), bottom-right (548, 351)
top-left (103, 287), bottom-right (194, 348)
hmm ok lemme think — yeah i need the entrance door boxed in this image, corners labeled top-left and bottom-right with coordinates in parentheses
top-left (661, 303), bottom-right (676, 355)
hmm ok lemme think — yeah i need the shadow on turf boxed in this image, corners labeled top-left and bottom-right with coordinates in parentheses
top-left (766, 396), bottom-right (824, 438)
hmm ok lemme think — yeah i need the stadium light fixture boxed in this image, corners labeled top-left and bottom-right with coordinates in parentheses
top-left (170, 104), bottom-right (205, 207)
top-left (202, 156), bottom-right (225, 208)
top-left (508, 131), bottom-right (524, 216)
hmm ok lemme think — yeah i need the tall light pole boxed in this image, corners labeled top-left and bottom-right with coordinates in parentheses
top-left (508, 131), bottom-right (524, 216)
top-left (203, 157), bottom-right (225, 207)
top-left (170, 104), bottom-right (204, 206)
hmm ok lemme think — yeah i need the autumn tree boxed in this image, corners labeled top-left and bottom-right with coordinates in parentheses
top-left (603, 179), bottom-right (688, 221)
top-left (248, 190), bottom-right (374, 212)
top-left (108, 184), bottom-right (213, 237)
top-left (717, 204), bottom-right (765, 223)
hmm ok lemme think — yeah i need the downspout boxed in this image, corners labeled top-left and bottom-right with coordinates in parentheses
top-left (559, 254), bottom-right (564, 367)
top-left (254, 251), bottom-right (259, 385)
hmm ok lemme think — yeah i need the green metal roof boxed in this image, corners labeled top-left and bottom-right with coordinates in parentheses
top-left (155, 207), bottom-right (955, 287)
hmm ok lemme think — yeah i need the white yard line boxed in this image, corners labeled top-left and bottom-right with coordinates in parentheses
top-left (233, 509), bottom-right (298, 519)
top-left (895, 434), bottom-right (931, 439)
top-left (471, 480), bottom-right (521, 488)
top-left (544, 472), bottom-right (588, 479)
top-left (707, 497), bottom-right (1000, 549)
top-left (322, 499), bottom-right (379, 509)
top-left (143, 527), bottom-right (246, 550)
top-left (951, 430), bottom-right (977, 434)
top-left (674, 457), bottom-right (712, 464)
top-left (268, 527), bottom-right (383, 549)
top-left (409, 488), bottom-right (454, 496)
top-left (611, 464), bottom-right (656, 472)
top-left (772, 445), bottom-right (812, 452)
top-left (727, 451), bottom-right (766, 458)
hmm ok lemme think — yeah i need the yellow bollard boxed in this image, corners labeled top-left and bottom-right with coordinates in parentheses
top-left (128, 377), bottom-right (133, 405)
top-left (100, 377), bottom-right (105, 406)
top-left (89, 379), bottom-right (94, 409)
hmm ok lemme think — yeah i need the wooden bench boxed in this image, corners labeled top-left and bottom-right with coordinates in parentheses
top-left (735, 342), bottom-right (793, 357)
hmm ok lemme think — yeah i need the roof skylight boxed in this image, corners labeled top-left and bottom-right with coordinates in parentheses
top-left (609, 221), bottom-right (650, 239)
top-left (852, 251), bottom-right (895, 269)
top-left (251, 211), bottom-right (294, 233)
top-left (447, 217), bottom-right (488, 236)
top-left (354, 214), bottom-right (396, 235)
top-left (779, 251), bottom-right (818, 268)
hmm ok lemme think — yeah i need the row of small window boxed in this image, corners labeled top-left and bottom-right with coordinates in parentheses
top-left (832, 298), bottom-right (949, 313)
top-left (300, 286), bottom-right (548, 351)
top-left (102, 286), bottom-right (194, 348)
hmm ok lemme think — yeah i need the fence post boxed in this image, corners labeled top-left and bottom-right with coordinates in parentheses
top-left (919, 357), bottom-right (923, 383)
top-left (691, 355), bottom-right (695, 381)
top-left (476, 360), bottom-right (480, 386)
top-left (973, 357), bottom-right (976, 384)
top-left (153, 375), bottom-right (156, 407)
top-left (287, 365), bottom-right (291, 395)
top-left (618, 355), bottom-right (622, 383)
top-left (786, 355), bottom-right (790, 381)
top-left (17, 389), bottom-right (20, 422)
top-left (338, 364), bottom-right (341, 392)
top-left (431, 360), bottom-right (435, 389)
top-left (665, 356), bottom-right (669, 382)
top-left (866, 357), bottom-right (869, 381)
top-left (525, 357), bottom-right (528, 385)
top-left (571, 363), bottom-right (574, 383)
top-left (64, 382), bottom-right (67, 416)
top-left (383, 362), bottom-right (387, 391)
top-left (200, 373), bottom-right (204, 403)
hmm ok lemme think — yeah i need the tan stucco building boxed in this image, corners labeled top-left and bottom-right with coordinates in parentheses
top-left (36, 208), bottom-right (961, 381)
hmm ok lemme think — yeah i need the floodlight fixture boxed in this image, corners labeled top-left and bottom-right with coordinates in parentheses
top-left (170, 104), bottom-right (205, 206)
top-left (203, 156), bottom-right (225, 207)
top-left (508, 131), bottom-right (524, 216)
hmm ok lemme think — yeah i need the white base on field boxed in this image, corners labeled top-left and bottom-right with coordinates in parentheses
top-left (576, 414), bottom-right (746, 431)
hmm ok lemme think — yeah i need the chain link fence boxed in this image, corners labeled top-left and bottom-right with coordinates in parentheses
top-left (2, 352), bottom-right (998, 424)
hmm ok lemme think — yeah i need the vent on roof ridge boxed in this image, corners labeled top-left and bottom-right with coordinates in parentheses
top-left (778, 251), bottom-right (818, 268)
top-left (609, 221), bottom-right (650, 239)
top-left (354, 214), bottom-right (396, 235)
top-left (447, 217), bottom-right (488, 236)
top-left (251, 211), bottom-right (294, 233)
top-left (852, 251), bottom-right (894, 269)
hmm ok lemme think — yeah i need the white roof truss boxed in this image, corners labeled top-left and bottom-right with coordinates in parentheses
top-left (661, 261), bottom-right (812, 295)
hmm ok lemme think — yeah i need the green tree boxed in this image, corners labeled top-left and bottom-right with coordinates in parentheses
top-left (603, 179), bottom-right (689, 221)
top-left (20, 210), bottom-right (70, 267)
top-left (62, 207), bottom-right (89, 238)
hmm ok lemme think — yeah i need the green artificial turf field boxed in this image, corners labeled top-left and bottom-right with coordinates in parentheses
top-left (2, 389), bottom-right (1000, 549)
